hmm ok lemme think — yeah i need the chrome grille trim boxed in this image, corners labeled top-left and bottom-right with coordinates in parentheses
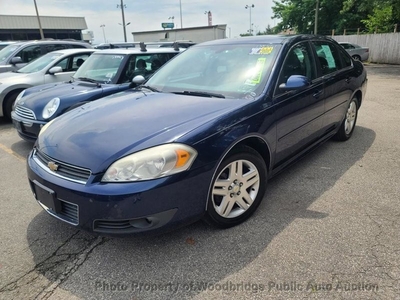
top-left (37, 199), bottom-right (79, 226)
top-left (33, 149), bottom-right (91, 184)
top-left (15, 106), bottom-right (36, 120)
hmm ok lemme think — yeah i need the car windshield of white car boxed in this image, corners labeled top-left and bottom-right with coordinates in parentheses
top-left (17, 53), bottom-right (63, 73)
top-left (0, 45), bottom-right (20, 62)
top-left (146, 43), bottom-right (281, 99)
top-left (73, 53), bottom-right (126, 84)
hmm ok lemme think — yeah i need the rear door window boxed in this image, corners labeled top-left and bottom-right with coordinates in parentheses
top-left (312, 41), bottom-right (342, 75)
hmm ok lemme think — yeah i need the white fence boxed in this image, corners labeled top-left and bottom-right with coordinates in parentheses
top-left (331, 33), bottom-right (400, 64)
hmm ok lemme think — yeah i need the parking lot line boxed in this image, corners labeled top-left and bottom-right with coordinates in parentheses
top-left (0, 143), bottom-right (26, 162)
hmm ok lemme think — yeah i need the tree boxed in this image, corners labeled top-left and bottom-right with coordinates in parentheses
top-left (271, 0), bottom-right (399, 34)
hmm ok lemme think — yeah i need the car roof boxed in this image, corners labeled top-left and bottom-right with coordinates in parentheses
top-left (8, 40), bottom-right (91, 47)
top-left (0, 41), bottom-right (17, 45)
top-left (92, 47), bottom-right (185, 55)
top-left (47, 48), bottom-right (97, 55)
top-left (197, 34), bottom-right (337, 47)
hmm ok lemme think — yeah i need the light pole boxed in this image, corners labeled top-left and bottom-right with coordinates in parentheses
top-left (118, 22), bottom-right (131, 41)
top-left (100, 24), bottom-right (106, 43)
top-left (245, 4), bottom-right (255, 35)
top-left (204, 11), bottom-right (208, 25)
top-left (33, 0), bottom-right (44, 39)
top-left (179, 0), bottom-right (183, 28)
top-left (117, 0), bottom-right (128, 42)
top-left (314, 0), bottom-right (319, 34)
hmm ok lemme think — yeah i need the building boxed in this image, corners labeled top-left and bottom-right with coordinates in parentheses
top-left (0, 15), bottom-right (88, 41)
top-left (132, 25), bottom-right (227, 43)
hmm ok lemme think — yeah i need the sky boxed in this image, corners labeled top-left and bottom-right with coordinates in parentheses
top-left (1, 0), bottom-right (276, 44)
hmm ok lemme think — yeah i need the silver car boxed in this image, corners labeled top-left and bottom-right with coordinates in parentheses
top-left (339, 42), bottom-right (369, 61)
top-left (0, 40), bottom-right (93, 73)
top-left (0, 48), bottom-right (95, 119)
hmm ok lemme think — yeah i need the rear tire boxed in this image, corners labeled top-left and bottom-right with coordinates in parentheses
top-left (204, 146), bottom-right (267, 228)
top-left (352, 55), bottom-right (361, 61)
top-left (333, 97), bottom-right (359, 141)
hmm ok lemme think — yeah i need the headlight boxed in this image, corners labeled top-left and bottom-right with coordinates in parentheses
top-left (42, 97), bottom-right (60, 119)
top-left (13, 90), bottom-right (26, 109)
top-left (102, 144), bottom-right (197, 182)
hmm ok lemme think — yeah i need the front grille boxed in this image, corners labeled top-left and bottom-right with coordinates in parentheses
top-left (59, 200), bottom-right (79, 225)
top-left (15, 105), bottom-right (36, 120)
top-left (34, 149), bottom-right (91, 184)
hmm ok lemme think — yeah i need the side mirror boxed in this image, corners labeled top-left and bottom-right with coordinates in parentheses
top-left (132, 75), bottom-right (145, 85)
top-left (48, 66), bottom-right (63, 74)
top-left (10, 57), bottom-right (23, 65)
top-left (279, 75), bottom-right (310, 91)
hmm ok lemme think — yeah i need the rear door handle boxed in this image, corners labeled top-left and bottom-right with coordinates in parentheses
top-left (345, 77), bottom-right (351, 83)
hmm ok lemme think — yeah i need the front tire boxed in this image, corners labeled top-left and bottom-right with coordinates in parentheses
top-left (333, 97), bottom-right (359, 141)
top-left (205, 146), bottom-right (267, 228)
top-left (3, 91), bottom-right (20, 120)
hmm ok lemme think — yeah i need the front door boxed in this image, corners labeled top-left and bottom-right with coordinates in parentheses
top-left (273, 42), bottom-right (324, 167)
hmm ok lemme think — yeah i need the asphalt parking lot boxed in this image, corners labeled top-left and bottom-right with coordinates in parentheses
top-left (0, 64), bottom-right (399, 300)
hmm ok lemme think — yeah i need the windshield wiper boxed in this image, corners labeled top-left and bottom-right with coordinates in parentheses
top-left (77, 77), bottom-right (99, 84)
top-left (138, 85), bottom-right (160, 92)
top-left (172, 91), bottom-right (225, 98)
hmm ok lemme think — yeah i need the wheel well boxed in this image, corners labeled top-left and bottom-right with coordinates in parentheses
top-left (3, 88), bottom-right (24, 117)
top-left (232, 137), bottom-right (271, 173)
top-left (354, 90), bottom-right (362, 108)
top-left (3, 88), bottom-right (24, 108)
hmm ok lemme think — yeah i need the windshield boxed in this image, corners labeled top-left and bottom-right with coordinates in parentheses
top-left (17, 52), bottom-right (63, 73)
top-left (146, 43), bottom-right (280, 99)
top-left (0, 44), bottom-right (20, 62)
top-left (73, 53), bottom-right (126, 83)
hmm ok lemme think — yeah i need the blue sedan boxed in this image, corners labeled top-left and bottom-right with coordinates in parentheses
top-left (27, 35), bottom-right (367, 235)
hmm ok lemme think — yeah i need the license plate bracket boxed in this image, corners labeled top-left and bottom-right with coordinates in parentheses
top-left (32, 180), bottom-right (60, 213)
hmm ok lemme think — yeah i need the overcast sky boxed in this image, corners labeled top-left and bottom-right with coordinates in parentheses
top-left (1, 0), bottom-right (276, 44)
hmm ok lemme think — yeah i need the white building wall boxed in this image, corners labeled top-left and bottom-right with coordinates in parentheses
top-left (132, 25), bottom-right (226, 43)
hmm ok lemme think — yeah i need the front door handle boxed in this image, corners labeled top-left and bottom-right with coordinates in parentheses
top-left (313, 90), bottom-right (323, 98)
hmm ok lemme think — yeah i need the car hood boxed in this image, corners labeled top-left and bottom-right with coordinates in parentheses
top-left (37, 91), bottom-right (246, 173)
top-left (21, 81), bottom-right (119, 116)
top-left (0, 71), bottom-right (32, 84)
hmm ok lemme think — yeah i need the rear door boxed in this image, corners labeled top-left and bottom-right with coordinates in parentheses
top-left (311, 40), bottom-right (354, 133)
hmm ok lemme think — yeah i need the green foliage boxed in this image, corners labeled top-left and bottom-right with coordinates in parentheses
top-left (271, 0), bottom-right (399, 34)
top-left (362, 5), bottom-right (394, 33)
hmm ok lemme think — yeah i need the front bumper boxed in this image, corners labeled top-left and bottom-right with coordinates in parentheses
top-left (27, 150), bottom-right (213, 235)
top-left (11, 111), bottom-right (46, 142)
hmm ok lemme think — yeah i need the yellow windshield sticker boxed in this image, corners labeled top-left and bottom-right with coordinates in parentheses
top-left (259, 46), bottom-right (274, 55)
top-left (249, 46), bottom-right (274, 55)
top-left (245, 57), bottom-right (266, 85)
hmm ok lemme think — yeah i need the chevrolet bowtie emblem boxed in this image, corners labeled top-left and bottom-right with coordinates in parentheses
top-left (48, 161), bottom-right (59, 171)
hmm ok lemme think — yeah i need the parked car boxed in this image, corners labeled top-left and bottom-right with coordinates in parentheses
top-left (0, 48), bottom-right (95, 119)
top-left (27, 35), bottom-right (367, 235)
top-left (12, 45), bottom-right (183, 141)
top-left (339, 42), bottom-right (369, 61)
top-left (0, 40), bottom-right (92, 73)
